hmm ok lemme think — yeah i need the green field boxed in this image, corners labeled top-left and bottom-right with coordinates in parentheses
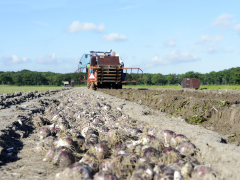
top-left (1, 84), bottom-right (240, 94)
top-left (124, 84), bottom-right (240, 90)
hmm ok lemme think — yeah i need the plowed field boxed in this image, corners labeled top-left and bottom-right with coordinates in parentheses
top-left (0, 87), bottom-right (239, 180)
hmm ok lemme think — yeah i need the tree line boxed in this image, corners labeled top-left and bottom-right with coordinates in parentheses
top-left (127, 67), bottom-right (240, 86)
top-left (0, 67), bottom-right (240, 86)
top-left (0, 70), bottom-right (84, 86)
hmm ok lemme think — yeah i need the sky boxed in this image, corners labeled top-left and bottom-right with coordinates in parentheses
top-left (0, 0), bottom-right (240, 75)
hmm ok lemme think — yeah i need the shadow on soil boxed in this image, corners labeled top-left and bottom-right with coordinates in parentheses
top-left (0, 118), bottom-right (34, 165)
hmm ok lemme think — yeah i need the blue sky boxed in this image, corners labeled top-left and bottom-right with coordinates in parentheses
top-left (0, 0), bottom-right (239, 74)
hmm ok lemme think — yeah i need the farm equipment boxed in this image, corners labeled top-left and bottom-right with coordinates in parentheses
top-left (75, 51), bottom-right (143, 90)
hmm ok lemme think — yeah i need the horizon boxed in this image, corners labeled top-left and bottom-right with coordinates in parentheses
top-left (0, 0), bottom-right (239, 74)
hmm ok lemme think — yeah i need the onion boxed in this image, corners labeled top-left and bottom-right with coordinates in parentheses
top-left (95, 141), bottom-right (110, 160)
top-left (56, 163), bottom-right (91, 180)
top-left (94, 171), bottom-right (118, 180)
top-left (52, 150), bottom-right (75, 168)
top-left (111, 154), bottom-right (133, 179)
top-left (192, 165), bottom-right (217, 179)
top-left (129, 153), bottom-right (140, 164)
top-left (129, 173), bottom-right (145, 180)
top-left (184, 156), bottom-right (200, 167)
top-left (143, 147), bottom-right (160, 165)
top-left (99, 158), bottom-right (112, 171)
top-left (68, 163), bottom-right (92, 179)
top-left (43, 136), bottom-right (56, 148)
top-left (153, 165), bottom-right (174, 180)
top-left (38, 127), bottom-right (51, 139)
top-left (43, 148), bottom-right (56, 162)
top-left (159, 147), bottom-right (181, 166)
top-left (170, 134), bottom-right (189, 148)
top-left (156, 130), bottom-right (176, 147)
top-left (54, 137), bottom-right (74, 148)
top-left (176, 142), bottom-right (197, 156)
top-left (132, 159), bottom-right (153, 180)
top-left (170, 159), bottom-right (193, 178)
top-left (79, 153), bottom-right (99, 173)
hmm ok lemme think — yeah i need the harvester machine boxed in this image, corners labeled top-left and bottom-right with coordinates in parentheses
top-left (75, 51), bottom-right (143, 90)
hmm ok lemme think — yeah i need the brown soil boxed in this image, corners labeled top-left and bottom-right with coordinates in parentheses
top-left (98, 88), bottom-right (240, 145)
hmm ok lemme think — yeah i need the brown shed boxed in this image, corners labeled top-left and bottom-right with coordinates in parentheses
top-left (182, 78), bottom-right (200, 89)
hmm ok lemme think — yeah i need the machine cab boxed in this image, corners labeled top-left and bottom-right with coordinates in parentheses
top-left (78, 53), bottom-right (91, 69)
top-left (78, 51), bottom-right (113, 69)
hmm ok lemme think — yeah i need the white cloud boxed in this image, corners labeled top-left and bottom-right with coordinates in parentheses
top-left (37, 53), bottom-right (57, 64)
top-left (212, 13), bottom-right (235, 29)
top-left (206, 46), bottom-right (233, 54)
top-left (234, 24), bottom-right (240, 34)
top-left (66, 21), bottom-right (105, 33)
top-left (200, 35), bottom-right (224, 42)
top-left (195, 35), bottom-right (224, 43)
top-left (102, 33), bottom-right (127, 42)
top-left (1, 55), bottom-right (29, 64)
top-left (146, 51), bottom-right (200, 68)
top-left (163, 39), bottom-right (176, 47)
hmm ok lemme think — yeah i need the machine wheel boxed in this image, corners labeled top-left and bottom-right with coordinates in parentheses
top-left (90, 83), bottom-right (96, 90)
top-left (118, 84), bottom-right (122, 89)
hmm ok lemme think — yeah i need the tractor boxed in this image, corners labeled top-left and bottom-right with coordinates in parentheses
top-left (76, 51), bottom-right (143, 90)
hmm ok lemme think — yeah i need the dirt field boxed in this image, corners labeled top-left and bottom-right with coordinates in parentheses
top-left (99, 88), bottom-right (240, 145)
top-left (0, 87), bottom-right (239, 179)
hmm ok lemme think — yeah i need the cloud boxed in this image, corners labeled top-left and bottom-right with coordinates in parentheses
top-left (234, 24), bottom-right (240, 34)
top-left (163, 39), bottom-right (176, 47)
top-left (206, 46), bottom-right (233, 54)
top-left (66, 21), bottom-right (105, 33)
top-left (102, 33), bottom-right (127, 42)
top-left (212, 13), bottom-right (235, 29)
top-left (195, 35), bottom-right (224, 43)
top-left (31, 20), bottom-right (50, 26)
top-left (146, 51), bottom-right (200, 68)
top-left (1, 55), bottom-right (29, 64)
top-left (37, 53), bottom-right (57, 64)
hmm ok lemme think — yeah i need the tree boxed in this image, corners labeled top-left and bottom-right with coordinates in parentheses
top-left (166, 74), bottom-right (174, 85)
top-left (53, 74), bottom-right (64, 86)
top-left (32, 72), bottom-right (44, 85)
top-left (232, 68), bottom-right (240, 85)
top-left (12, 73), bottom-right (23, 86)
top-left (22, 71), bottom-right (33, 85)
top-left (177, 74), bottom-right (184, 85)
top-left (142, 74), bottom-right (151, 85)
top-left (151, 74), bottom-right (164, 85)
top-left (0, 73), bottom-right (7, 85)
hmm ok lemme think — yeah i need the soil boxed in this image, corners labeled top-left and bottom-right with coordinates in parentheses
top-left (0, 87), bottom-right (240, 179)
top-left (98, 88), bottom-right (240, 145)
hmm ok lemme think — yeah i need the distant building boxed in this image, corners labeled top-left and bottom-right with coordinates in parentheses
top-left (62, 81), bottom-right (69, 87)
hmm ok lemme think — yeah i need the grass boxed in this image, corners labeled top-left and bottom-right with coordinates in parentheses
top-left (123, 84), bottom-right (240, 90)
top-left (0, 85), bottom-right (71, 94)
top-left (2, 84), bottom-right (240, 94)
top-left (124, 85), bottom-right (183, 89)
